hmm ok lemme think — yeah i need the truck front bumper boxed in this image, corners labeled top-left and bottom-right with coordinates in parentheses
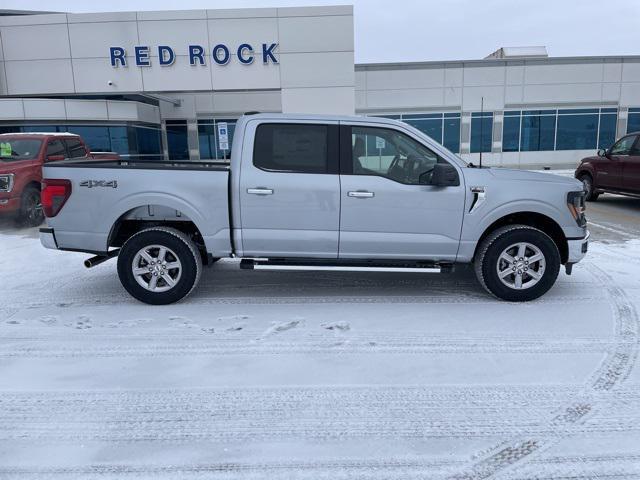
top-left (40, 227), bottom-right (58, 250)
top-left (0, 196), bottom-right (20, 214)
top-left (567, 230), bottom-right (589, 264)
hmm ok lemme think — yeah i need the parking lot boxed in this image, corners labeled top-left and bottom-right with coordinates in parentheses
top-left (1, 192), bottom-right (639, 479)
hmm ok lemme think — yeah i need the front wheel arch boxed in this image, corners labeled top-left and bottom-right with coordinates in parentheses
top-left (473, 211), bottom-right (569, 265)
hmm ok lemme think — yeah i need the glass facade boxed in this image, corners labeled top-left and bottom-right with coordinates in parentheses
top-left (627, 108), bottom-right (640, 134)
top-left (470, 112), bottom-right (493, 153)
top-left (197, 118), bottom-right (237, 160)
top-left (502, 108), bottom-right (618, 152)
top-left (165, 120), bottom-right (189, 160)
top-left (371, 112), bottom-right (461, 153)
top-left (0, 123), bottom-right (162, 159)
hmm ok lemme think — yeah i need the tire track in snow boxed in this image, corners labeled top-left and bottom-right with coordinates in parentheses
top-left (450, 263), bottom-right (640, 479)
top-left (3, 386), bottom-right (640, 443)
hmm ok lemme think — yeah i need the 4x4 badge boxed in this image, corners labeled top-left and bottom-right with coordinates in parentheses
top-left (79, 180), bottom-right (118, 189)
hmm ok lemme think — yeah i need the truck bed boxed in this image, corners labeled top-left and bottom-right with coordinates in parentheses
top-left (42, 160), bottom-right (232, 256)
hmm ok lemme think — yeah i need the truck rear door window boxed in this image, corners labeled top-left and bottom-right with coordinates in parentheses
top-left (254, 123), bottom-right (328, 173)
top-left (64, 138), bottom-right (86, 158)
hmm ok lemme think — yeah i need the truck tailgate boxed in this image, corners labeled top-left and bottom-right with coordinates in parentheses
top-left (42, 164), bottom-right (231, 256)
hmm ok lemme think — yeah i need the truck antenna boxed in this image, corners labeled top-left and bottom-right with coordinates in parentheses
top-left (479, 96), bottom-right (484, 169)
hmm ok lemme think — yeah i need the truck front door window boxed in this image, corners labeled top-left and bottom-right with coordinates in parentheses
top-left (610, 135), bottom-right (636, 155)
top-left (351, 127), bottom-right (439, 184)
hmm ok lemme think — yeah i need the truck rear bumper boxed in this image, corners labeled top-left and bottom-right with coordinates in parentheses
top-left (567, 230), bottom-right (589, 264)
top-left (40, 227), bottom-right (58, 250)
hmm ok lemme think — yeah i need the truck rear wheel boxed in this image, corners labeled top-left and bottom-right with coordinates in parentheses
top-left (474, 225), bottom-right (560, 302)
top-left (117, 227), bottom-right (202, 305)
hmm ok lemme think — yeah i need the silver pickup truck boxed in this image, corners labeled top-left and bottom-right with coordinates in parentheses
top-left (40, 113), bottom-right (589, 304)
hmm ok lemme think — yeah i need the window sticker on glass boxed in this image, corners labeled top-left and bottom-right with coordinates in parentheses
top-left (0, 142), bottom-right (11, 157)
top-left (375, 137), bottom-right (386, 149)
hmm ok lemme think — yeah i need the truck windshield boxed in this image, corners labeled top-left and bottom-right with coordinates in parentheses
top-left (0, 138), bottom-right (43, 162)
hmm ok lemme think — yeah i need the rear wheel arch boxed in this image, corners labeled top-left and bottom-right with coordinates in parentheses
top-left (107, 205), bottom-right (211, 264)
top-left (473, 212), bottom-right (569, 264)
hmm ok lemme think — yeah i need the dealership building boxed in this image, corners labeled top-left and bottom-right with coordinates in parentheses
top-left (1, 5), bottom-right (639, 167)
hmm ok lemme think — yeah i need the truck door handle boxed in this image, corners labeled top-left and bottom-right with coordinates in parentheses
top-left (348, 190), bottom-right (375, 198)
top-left (247, 188), bottom-right (274, 195)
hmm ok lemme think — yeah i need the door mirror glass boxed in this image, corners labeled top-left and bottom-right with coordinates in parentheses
top-left (597, 148), bottom-right (607, 157)
top-left (428, 163), bottom-right (460, 187)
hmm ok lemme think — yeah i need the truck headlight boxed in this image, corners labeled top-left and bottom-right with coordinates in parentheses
top-left (567, 191), bottom-right (587, 227)
top-left (0, 174), bottom-right (14, 193)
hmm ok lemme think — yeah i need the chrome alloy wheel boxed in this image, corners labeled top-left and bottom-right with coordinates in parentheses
top-left (496, 242), bottom-right (546, 290)
top-left (132, 244), bottom-right (182, 293)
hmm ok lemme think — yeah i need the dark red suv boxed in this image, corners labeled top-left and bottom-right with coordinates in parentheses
top-left (575, 132), bottom-right (640, 201)
top-left (0, 133), bottom-right (119, 226)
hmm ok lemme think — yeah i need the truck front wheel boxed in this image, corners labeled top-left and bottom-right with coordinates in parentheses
top-left (474, 225), bottom-right (560, 302)
top-left (117, 227), bottom-right (202, 305)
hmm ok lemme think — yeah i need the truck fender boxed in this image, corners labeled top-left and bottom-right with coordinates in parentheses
top-left (105, 193), bottom-right (210, 246)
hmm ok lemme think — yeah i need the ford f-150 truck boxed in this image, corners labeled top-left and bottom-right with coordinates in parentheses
top-left (0, 132), bottom-right (119, 226)
top-left (39, 113), bottom-right (589, 304)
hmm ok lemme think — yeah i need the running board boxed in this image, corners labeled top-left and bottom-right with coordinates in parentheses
top-left (240, 259), bottom-right (451, 273)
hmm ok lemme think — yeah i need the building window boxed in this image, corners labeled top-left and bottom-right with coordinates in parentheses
top-left (598, 109), bottom-right (618, 149)
top-left (501, 108), bottom-right (617, 152)
top-left (197, 118), bottom-right (237, 160)
top-left (0, 123), bottom-right (163, 159)
top-left (470, 112), bottom-right (493, 153)
top-left (627, 108), bottom-right (640, 134)
top-left (131, 126), bottom-right (163, 159)
top-left (521, 110), bottom-right (556, 152)
top-left (373, 112), bottom-right (461, 153)
top-left (555, 108), bottom-right (599, 150)
top-left (165, 120), bottom-right (189, 160)
top-left (443, 113), bottom-right (461, 153)
top-left (502, 111), bottom-right (521, 152)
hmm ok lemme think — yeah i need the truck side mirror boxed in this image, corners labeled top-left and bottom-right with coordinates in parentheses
top-left (429, 163), bottom-right (460, 187)
top-left (597, 148), bottom-right (607, 157)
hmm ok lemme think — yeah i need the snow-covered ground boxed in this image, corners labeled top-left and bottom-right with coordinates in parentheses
top-left (1, 222), bottom-right (639, 479)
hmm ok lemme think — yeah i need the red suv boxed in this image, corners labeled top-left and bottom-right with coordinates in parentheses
top-left (0, 132), bottom-right (119, 226)
top-left (575, 132), bottom-right (640, 201)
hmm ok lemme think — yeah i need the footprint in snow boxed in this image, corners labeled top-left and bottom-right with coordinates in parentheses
top-left (5, 319), bottom-right (20, 325)
top-left (259, 319), bottom-right (303, 339)
top-left (67, 315), bottom-right (92, 330)
top-left (38, 315), bottom-right (58, 325)
top-left (201, 327), bottom-right (215, 334)
top-left (226, 323), bottom-right (245, 332)
top-left (321, 321), bottom-right (350, 332)
top-left (169, 316), bottom-right (197, 328)
top-left (218, 315), bottom-right (250, 322)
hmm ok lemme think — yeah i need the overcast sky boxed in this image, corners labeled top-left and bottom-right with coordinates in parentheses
top-left (5, 0), bottom-right (639, 63)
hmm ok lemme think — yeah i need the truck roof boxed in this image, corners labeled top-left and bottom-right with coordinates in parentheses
top-left (239, 112), bottom-right (404, 126)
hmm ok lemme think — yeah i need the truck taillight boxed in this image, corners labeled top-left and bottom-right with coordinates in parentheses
top-left (41, 179), bottom-right (72, 217)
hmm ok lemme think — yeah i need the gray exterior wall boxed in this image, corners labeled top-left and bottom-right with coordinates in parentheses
top-left (356, 57), bottom-right (640, 166)
top-left (0, 6), bottom-right (355, 116)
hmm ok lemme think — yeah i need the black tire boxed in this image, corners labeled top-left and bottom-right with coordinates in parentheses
top-left (474, 225), bottom-right (561, 302)
top-left (579, 174), bottom-right (599, 201)
top-left (16, 185), bottom-right (44, 227)
top-left (117, 227), bottom-right (202, 305)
